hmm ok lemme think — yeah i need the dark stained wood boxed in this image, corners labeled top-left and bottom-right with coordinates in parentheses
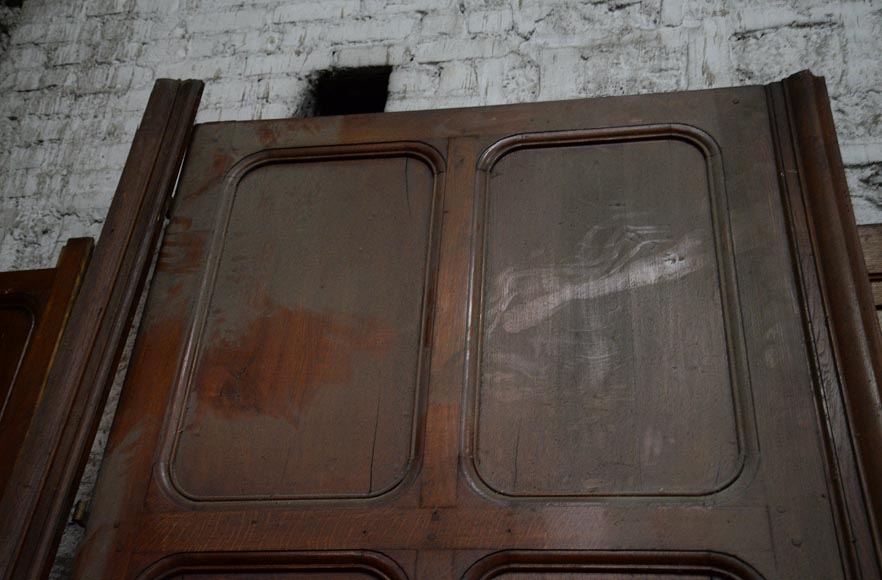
top-left (173, 575), bottom-right (379, 579)
top-left (858, 224), bottom-right (882, 311)
top-left (0, 291), bottom-right (40, 427)
top-left (172, 145), bottom-right (443, 501)
top-left (858, 224), bottom-right (882, 275)
top-left (135, 550), bottom-right (409, 579)
top-left (75, 71), bottom-right (882, 579)
top-left (0, 79), bottom-right (203, 580)
top-left (772, 70), bottom-right (882, 573)
top-left (472, 130), bottom-right (740, 497)
top-left (461, 550), bottom-right (763, 579)
top-left (0, 238), bottom-right (92, 498)
top-left (478, 577), bottom-right (715, 580)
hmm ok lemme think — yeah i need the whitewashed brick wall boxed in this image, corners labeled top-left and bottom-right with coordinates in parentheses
top-left (0, 0), bottom-right (879, 577)
top-left (2, 0), bottom-right (882, 274)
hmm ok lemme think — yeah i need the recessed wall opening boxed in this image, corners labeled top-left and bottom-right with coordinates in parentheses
top-left (303, 66), bottom-right (392, 117)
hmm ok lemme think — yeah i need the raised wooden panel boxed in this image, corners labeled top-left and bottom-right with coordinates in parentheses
top-left (462, 551), bottom-right (761, 580)
top-left (468, 127), bottom-right (749, 497)
top-left (168, 145), bottom-right (443, 501)
top-left (137, 551), bottom-right (407, 580)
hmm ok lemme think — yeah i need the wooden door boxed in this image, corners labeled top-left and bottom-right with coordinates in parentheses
top-left (73, 71), bottom-right (882, 579)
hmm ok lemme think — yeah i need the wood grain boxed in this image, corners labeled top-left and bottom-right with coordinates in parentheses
top-left (74, 72), bottom-right (882, 579)
top-left (0, 238), bottom-right (92, 498)
top-left (858, 224), bottom-right (882, 313)
top-left (171, 149), bottom-right (441, 500)
top-left (779, 71), bottom-right (882, 570)
top-left (473, 133), bottom-right (738, 497)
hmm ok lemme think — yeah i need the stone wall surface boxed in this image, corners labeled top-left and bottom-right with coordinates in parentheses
top-left (0, 0), bottom-right (879, 578)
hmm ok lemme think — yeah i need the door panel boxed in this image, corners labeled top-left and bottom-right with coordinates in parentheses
top-left (170, 146), bottom-right (442, 501)
top-left (471, 128), bottom-right (742, 498)
top-left (175, 576), bottom-right (378, 579)
top-left (75, 74), bottom-right (882, 579)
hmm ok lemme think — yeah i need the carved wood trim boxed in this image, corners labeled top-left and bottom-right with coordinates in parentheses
top-left (0, 238), bottom-right (92, 498)
top-left (463, 550), bottom-right (765, 580)
top-left (135, 550), bottom-right (408, 580)
top-left (768, 70), bottom-right (882, 574)
top-left (464, 124), bottom-right (758, 501)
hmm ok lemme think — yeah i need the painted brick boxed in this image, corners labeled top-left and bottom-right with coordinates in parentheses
top-left (331, 43), bottom-right (392, 68)
top-left (388, 64), bottom-right (441, 99)
top-left (730, 21), bottom-right (846, 86)
top-left (271, 0), bottom-right (360, 24)
top-left (309, 15), bottom-right (420, 44)
top-left (419, 12), bottom-right (460, 37)
top-left (438, 60), bottom-right (478, 95)
top-left (466, 9), bottom-right (513, 35)
top-left (413, 36), bottom-right (510, 63)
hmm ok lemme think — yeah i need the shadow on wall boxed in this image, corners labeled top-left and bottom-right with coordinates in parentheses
top-left (297, 65), bottom-right (392, 117)
top-left (0, 0), bottom-right (24, 57)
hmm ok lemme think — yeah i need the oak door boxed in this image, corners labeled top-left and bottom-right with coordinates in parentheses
top-left (75, 73), bottom-right (882, 579)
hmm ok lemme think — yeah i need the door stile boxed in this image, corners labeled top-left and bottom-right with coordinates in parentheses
top-left (0, 79), bottom-right (202, 580)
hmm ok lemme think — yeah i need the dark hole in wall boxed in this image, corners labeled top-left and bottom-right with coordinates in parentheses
top-left (0, 0), bottom-right (24, 53)
top-left (304, 66), bottom-right (392, 117)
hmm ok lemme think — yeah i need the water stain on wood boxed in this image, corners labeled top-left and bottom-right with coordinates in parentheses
top-left (195, 298), bottom-right (399, 424)
top-left (158, 217), bottom-right (207, 275)
top-left (170, 297), bottom-right (414, 499)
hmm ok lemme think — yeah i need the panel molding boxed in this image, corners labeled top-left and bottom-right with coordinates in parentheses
top-left (156, 141), bottom-right (447, 505)
top-left (463, 124), bottom-right (758, 500)
top-left (462, 550), bottom-right (765, 580)
top-left (136, 550), bottom-right (408, 580)
top-left (0, 304), bottom-right (37, 414)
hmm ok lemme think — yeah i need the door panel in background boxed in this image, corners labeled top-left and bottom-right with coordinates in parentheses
top-left (0, 238), bottom-right (92, 498)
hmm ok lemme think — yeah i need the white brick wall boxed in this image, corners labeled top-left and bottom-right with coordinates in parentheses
top-left (0, 0), bottom-right (879, 577)
top-left (2, 0), bottom-right (882, 274)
